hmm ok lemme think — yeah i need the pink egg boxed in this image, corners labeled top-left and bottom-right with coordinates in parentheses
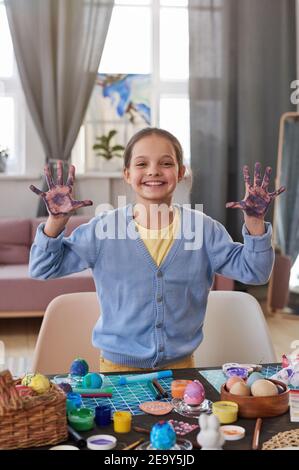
top-left (183, 380), bottom-right (205, 405)
top-left (226, 376), bottom-right (244, 391)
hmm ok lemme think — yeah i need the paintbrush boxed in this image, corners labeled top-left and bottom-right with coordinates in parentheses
top-left (252, 418), bottom-right (262, 450)
top-left (133, 425), bottom-right (201, 449)
top-left (123, 438), bottom-right (145, 450)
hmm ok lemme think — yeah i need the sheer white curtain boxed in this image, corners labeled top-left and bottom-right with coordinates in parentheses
top-left (4, 0), bottom-right (114, 214)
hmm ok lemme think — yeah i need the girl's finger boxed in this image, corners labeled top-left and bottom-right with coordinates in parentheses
top-left (225, 201), bottom-right (245, 210)
top-left (253, 162), bottom-right (262, 186)
top-left (261, 166), bottom-right (272, 190)
top-left (72, 199), bottom-right (93, 209)
top-left (243, 165), bottom-right (251, 189)
top-left (57, 160), bottom-right (63, 185)
top-left (44, 164), bottom-right (55, 189)
top-left (66, 164), bottom-right (75, 187)
top-left (29, 185), bottom-right (45, 197)
top-left (269, 186), bottom-right (286, 198)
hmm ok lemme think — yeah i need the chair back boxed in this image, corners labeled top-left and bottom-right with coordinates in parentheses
top-left (32, 292), bottom-right (100, 374)
top-left (194, 291), bottom-right (276, 367)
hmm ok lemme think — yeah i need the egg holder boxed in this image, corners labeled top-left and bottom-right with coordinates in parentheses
top-left (221, 379), bottom-right (289, 418)
top-left (136, 439), bottom-right (193, 450)
top-left (171, 398), bottom-right (213, 419)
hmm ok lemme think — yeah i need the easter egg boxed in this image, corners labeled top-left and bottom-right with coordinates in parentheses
top-left (251, 379), bottom-right (278, 397)
top-left (183, 380), bottom-right (205, 405)
top-left (82, 373), bottom-right (103, 389)
top-left (229, 381), bottom-right (251, 396)
top-left (246, 372), bottom-right (264, 388)
top-left (29, 374), bottom-right (51, 394)
top-left (70, 358), bottom-right (89, 377)
top-left (150, 421), bottom-right (176, 450)
top-left (21, 373), bottom-right (34, 386)
top-left (16, 385), bottom-right (35, 397)
top-left (226, 376), bottom-right (244, 391)
top-left (58, 382), bottom-right (73, 394)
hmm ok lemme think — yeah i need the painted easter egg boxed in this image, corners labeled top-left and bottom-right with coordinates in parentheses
top-left (70, 358), bottom-right (89, 377)
top-left (226, 376), bottom-right (244, 391)
top-left (150, 421), bottom-right (176, 450)
top-left (183, 380), bottom-right (205, 405)
top-left (246, 372), bottom-right (264, 388)
top-left (82, 373), bottom-right (103, 389)
top-left (229, 381), bottom-right (251, 396)
top-left (251, 379), bottom-right (278, 397)
top-left (29, 374), bottom-right (51, 394)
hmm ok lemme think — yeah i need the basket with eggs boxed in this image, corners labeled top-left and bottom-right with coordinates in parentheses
top-left (220, 372), bottom-right (289, 418)
top-left (0, 370), bottom-right (68, 450)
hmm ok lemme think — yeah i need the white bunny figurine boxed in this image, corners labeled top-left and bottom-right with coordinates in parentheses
top-left (197, 414), bottom-right (225, 450)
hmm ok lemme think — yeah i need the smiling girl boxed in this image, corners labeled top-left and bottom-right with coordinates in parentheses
top-left (29, 127), bottom-right (285, 372)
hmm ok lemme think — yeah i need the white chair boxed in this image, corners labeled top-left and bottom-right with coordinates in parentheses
top-left (194, 291), bottom-right (277, 367)
top-left (31, 292), bottom-right (100, 375)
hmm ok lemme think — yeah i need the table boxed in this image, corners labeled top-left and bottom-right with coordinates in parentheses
top-left (48, 365), bottom-right (295, 451)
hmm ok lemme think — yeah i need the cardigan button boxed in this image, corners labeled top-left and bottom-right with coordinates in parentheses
top-left (157, 296), bottom-right (163, 303)
top-left (157, 271), bottom-right (162, 278)
top-left (156, 322), bottom-right (162, 328)
top-left (158, 346), bottom-right (164, 352)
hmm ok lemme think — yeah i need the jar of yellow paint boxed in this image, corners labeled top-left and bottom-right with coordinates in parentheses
top-left (212, 401), bottom-right (238, 424)
top-left (113, 411), bottom-right (132, 433)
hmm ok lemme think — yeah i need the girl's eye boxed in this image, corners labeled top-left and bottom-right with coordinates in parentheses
top-left (136, 163), bottom-right (146, 167)
top-left (162, 162), bottom-right (174, 166)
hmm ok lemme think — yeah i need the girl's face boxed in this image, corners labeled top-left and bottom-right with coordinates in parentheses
top-left (123, 134), bottom-right (185, 206)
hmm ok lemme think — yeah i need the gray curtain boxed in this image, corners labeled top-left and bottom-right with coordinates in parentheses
top-left (276, 118), bottom-right (299, 262)
top-left (4, 0), bottom-right (114, 215)
top-left (189, 0), bottom-right (296, 241)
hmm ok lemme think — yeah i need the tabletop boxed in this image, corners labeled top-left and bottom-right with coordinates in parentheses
top-left (42, 365), bottom-right (296, 451)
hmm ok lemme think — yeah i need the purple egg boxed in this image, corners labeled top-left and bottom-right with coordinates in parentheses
top-left (183, 380), bottom-right (205, 405)
top-left (58, 382), bottom-right (73, 394)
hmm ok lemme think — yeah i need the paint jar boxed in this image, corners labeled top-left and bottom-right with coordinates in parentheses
top-left (171, 380), bottom-right (193, 399)
top-left (113, 411), bottom-right (132, 433)
top-left (212, 401), bottom-right (238, 424)
top-left (66, 392), bottom-right (82, 413)
top-left (95, 404), bottom-right (112, 426)
top-left (67, 407), bottom-right (95, 431)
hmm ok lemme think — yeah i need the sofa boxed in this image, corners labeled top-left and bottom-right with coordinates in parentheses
top-left (0, 215), bottom-right (234, 319)
top-left (0, 216), bottom-right (95, 318)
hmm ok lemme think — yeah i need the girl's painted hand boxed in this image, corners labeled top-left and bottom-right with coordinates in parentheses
top-left (225, 162), bottom-right (285, 219)
top-left (29, 160), bottom-right (93, 216)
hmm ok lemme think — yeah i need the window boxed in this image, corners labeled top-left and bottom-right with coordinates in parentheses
top-left (0, 2), bottom-right (24, 174)
top-left (1, 1), bottom-right (190, 174)
top-left (73, 0), bottom-right (190, 172)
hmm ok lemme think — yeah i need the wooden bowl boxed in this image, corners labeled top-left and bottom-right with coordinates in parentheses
top-left (220, 379), bottom-right (289, 418)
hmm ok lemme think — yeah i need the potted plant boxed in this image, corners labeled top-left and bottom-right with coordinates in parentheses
top-left (92, 130), bottom-right (125, 172)
top-left (0, 147), bottom-right (9, 173)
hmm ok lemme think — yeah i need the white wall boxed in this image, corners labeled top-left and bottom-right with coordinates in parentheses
top-left (0, 173), bottom-right (191, 218)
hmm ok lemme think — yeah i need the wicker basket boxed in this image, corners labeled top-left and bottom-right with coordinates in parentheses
top-left (0, 370), bottom-right (68, 450)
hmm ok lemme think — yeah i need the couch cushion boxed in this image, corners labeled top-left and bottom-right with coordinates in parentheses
top-left (30, 216), bottom-right (91, 243)
top-left (0, 219), bottom-right (31, 264)
top-left (0, 265), bottom-right (95, 311)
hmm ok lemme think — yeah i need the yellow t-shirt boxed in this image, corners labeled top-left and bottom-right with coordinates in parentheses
top-left (134, 207), bottom-right (180, 267)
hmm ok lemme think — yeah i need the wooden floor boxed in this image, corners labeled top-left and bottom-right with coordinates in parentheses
top-left (1, 289), bottom-right (299, 370)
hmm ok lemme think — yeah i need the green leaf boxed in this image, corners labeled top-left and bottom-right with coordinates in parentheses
top-left (111, 145), bottom-right (125, 152)
top-left (96, 153), bottom-right (110, 159)
top-left (93, 144), bottom-right (108, 151)
top-left (107, 130), bottom-right (117, 142)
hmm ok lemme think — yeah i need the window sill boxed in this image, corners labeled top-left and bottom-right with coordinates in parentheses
top-left (0, 171), bottom-right (124, 180)
top-left (0, 173), bottom-right (41, 180)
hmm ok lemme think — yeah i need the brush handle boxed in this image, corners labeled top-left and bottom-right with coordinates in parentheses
top-left (252, 418), bottom-right (262, 450)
